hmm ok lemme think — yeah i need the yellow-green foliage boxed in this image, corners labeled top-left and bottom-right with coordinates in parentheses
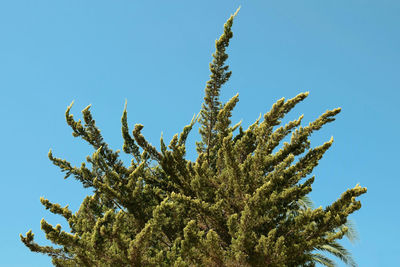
top-left (21, 8), bottom-right (366, 267)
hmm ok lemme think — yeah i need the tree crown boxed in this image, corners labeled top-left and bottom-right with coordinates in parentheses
top-left (21, 9), bottom-right (366, 267)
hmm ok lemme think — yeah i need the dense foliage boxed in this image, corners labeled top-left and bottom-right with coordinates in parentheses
top-left (21, 9), bottom-right (366, 267)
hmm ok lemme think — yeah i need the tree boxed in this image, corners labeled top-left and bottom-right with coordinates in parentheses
top-left (21, 8), bottom-right (366, 267)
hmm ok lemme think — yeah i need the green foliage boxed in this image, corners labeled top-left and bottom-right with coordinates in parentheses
top-left (21, 8), bottom-right (366, 266)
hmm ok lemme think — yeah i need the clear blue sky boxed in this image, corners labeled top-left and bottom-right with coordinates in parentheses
top-left (1, 1), bottom-right (398, 266)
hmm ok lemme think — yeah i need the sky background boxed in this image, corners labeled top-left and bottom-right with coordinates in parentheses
top-left (0, 1), bottom-right (399, 266)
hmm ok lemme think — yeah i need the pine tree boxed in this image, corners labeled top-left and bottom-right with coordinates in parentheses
top-left (21, 8), bottom-right (366, 267)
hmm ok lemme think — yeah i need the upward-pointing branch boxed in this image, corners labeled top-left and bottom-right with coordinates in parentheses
top-left (198, 7), bottom-right (240, 169)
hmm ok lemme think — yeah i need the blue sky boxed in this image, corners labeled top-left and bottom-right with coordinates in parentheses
top-left (0, 1), bottom-right (398, 266)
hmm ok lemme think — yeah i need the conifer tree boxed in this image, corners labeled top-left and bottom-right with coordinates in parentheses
top-left (21, 8), bottom-right (366, 267)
